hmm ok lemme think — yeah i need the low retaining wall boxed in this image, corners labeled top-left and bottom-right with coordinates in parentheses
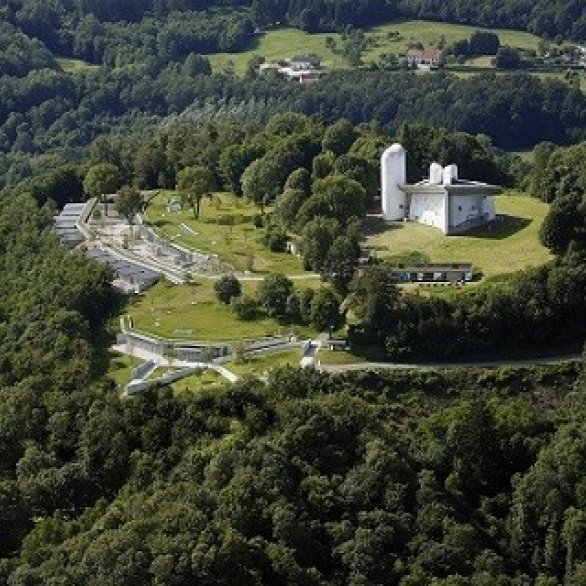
top-left (132, 359), bottom-right (156, 380)
top-left (126, 365), bottom-right (203, 395)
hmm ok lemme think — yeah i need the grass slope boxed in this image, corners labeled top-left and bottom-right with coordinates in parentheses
top-left (228, 348), bottom-right (303, 376)
top-left (127, 279), bottom-right (318, 341)
top-left (144, 191), bottom-right (308, 275)
top-left (369, 193), bottom-right (553, 279)
top-left (107, 351), bottom-right (142, 387)
top-left (208, 20), bottom-right (546, 75)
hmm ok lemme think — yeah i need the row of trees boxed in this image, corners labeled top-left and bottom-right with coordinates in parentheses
top-left (214, 273), bottom-right (344, 332)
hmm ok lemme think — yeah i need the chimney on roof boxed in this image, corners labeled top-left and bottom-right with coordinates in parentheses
top-left (429, 162), bottom-right (443, 184)
top-left (442, 164), bottom-right (458, 185)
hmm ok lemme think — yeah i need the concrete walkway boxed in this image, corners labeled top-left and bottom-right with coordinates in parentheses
top-left (112, 344), bottom-right (239, 383)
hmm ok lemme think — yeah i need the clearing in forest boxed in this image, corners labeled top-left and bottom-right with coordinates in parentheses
top-left (208, 20), bottom-right (547, 75)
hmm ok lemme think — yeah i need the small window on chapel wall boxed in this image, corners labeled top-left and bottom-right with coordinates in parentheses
top-left (458, 206), bottom-right (462, 211)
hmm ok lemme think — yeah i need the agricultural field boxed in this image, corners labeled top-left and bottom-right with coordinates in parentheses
top-left (368, 193), bottom-right (553, 279)
top-left (208, 20), bottom-right (548, 75)
top-left (127, 278), bottom-right (319, 341)
top-left (143, 191), bottom-right (309, 275)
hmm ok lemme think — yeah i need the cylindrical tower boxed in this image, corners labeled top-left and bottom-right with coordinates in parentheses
top-left (381, 143), bottom-right (406, 221)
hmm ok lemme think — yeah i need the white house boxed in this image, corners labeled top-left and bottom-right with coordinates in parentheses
top-left (381, 143), bottom-right (501, 235)
top-left (406, 48), bottom-right (443, 69)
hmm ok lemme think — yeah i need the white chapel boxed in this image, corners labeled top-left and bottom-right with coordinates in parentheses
top-left (381, 143), bottom-right (502, 235)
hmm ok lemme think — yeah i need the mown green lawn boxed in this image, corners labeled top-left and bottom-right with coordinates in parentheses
top-left (107, 351), bottom-right (142, 387)
top-left (369, 193), bottom-right (553, 279)
top-left (208, 20), bottom-right (548, 75)
top-left (127, 279), bottom-right (319, 341)
top-left (144, 191), bottom-right (308, 275)
top-left (317, 349), bottom-right (367, 366)
top-left (170, 368), bottom-right (225, 395)
top-left (228, 348), bottom-right (303, 376)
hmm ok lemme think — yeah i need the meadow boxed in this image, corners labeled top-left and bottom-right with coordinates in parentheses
top-left (208, 20), bottom-right (547, 75)
top-left (368, 193), bottom-right (553, 279)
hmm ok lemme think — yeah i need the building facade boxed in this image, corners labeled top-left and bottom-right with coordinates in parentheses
top-left (381, 144), bottom-right (501, 235)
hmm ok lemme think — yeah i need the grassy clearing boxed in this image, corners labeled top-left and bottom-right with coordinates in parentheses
top-left (57, 57), bottom-right (100, 72)
top-left (511, 150), bottom-right (535, 163)
top-left (144, 191), bottom-right (308, 275)
top-left (369, 193), bottom-right (553, 279)
top-left (170, 368), bottom-right (225, 395)
top-left (208, 28), bottom-right (349, 75)
top-left (208, 20), bottom-right (547, 75)
top-left (228, 348), bottom-right (303, 376)
top-left (127, 279), bottom-right (318, 341)
top-left (363, 20), bottom-right (543, 62)
top-left (107, 351), bottom-right (142, 387)
top-left (317, 349), bottom-right (367, 366)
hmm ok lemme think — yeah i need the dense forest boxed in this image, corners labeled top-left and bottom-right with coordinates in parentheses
top-left (0, 195), bottom-right (585, 583)
top-left (0, 62), bottom-right (584, 191)
top-left (2, 0), bottom-right (585, 46)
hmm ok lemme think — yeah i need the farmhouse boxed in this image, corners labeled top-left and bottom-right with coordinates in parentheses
top-left (381, 143), bottom-right (502, 235)
top-left (406, 48), bottom-right (443, 68)
top-left (258, 54), bottom-right (324, 84)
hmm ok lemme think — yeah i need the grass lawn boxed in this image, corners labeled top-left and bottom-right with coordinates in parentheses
top-left (127, 279), bottom-right (318, 341)
top-left (143, 191), bottom-right (308, 275)
top-left (368, 193), bottom-right (553, 279)
top-left (228, 348), bottom-right (303, 376)
top-left (107, 351), bottom-right (142, 387)
top-left (208, 20), bottom-right (547, 75)
top-left (510, 150), bottom-right (536, 163)
top-left (317, 349), bottom-right (367, 366)
top-left (170, 368), bottom-right (225, 395)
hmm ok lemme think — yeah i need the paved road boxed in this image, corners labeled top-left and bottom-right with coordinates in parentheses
top-left (317, 353), bottom-right (582, 373)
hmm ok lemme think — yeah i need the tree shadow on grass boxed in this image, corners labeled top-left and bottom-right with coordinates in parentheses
top-left (362, 215), bottom-right (402, 238)
top-left (464, 215), bottom-right (531, 240)
top-left (150, 219), bottom-right (171, 228)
